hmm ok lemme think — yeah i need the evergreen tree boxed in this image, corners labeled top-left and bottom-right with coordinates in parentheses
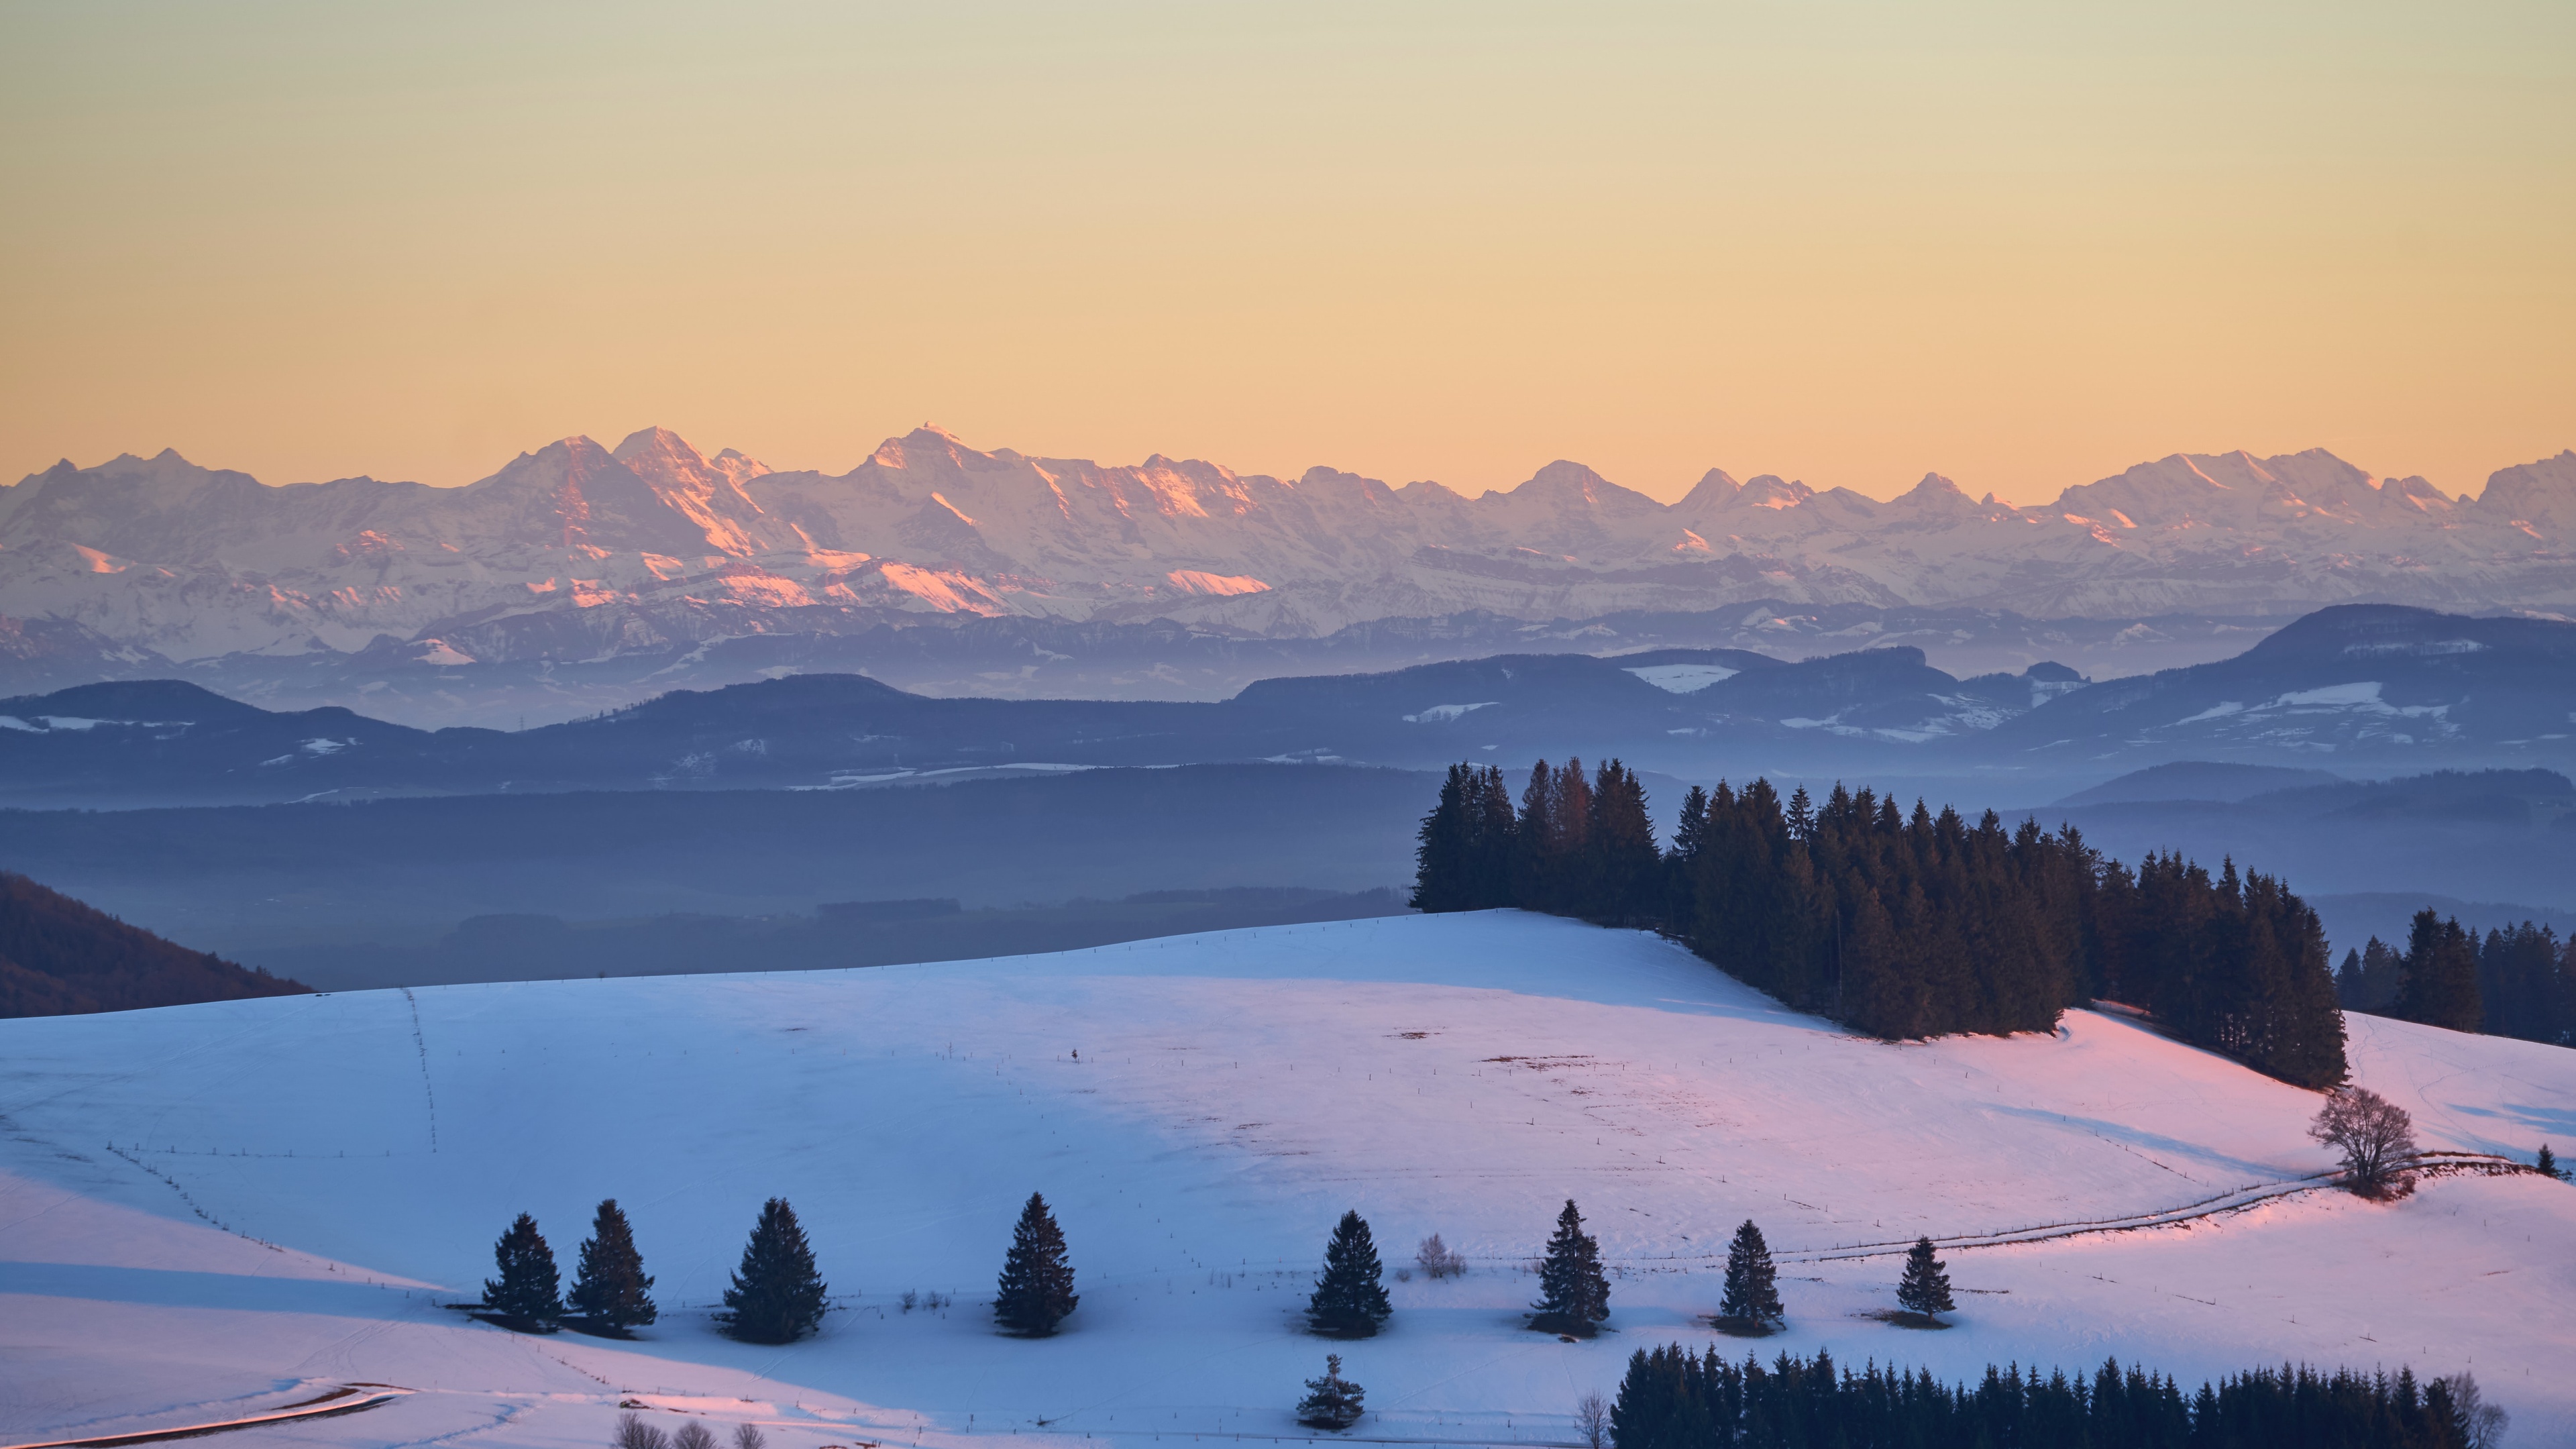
top-left (1529, 1199), bottom-right (1610, 1335)
top-left (721, 1198), bottom-right (826, 1343)
top-left (481, 1212), bottom-right (561, 1329)
top-left (1468, 765), bottom-right (1520, 909)
top-left (2396, 910), bottom-right (2482, 1032)
top-left (994, 1191), bottom-right (1079, 1336)
top-left (1410, 765), bottom-right (1478, 912)
top-left (2361, 936), bottom-right (2402, 1011)
top-left (1586, 760), bottom-right (1662, 927)
top-left (1295, 1354), bottom-right (1366, 1431)
top-left (1306, 1210), bottom-right (1393, 1338)
top-left (568, 1197), bottom-right (656, 1332)
top-left (1895, 1236), bottom-right (1955, 1322)
top-left (1717, 1220), bottom-right (1782, 1328)
top-left (2538, 1143), bottom-right (2565, 1181)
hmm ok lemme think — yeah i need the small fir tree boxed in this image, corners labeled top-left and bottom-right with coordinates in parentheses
top-left (1529, 1199), bottom-right (1610, 1336)
top-left (480, 1212), bottom-right (561, 1330)
top-left (1894, 1236), bottom-right (1955, 1322)
top-left (1295, 1354), bottom-right (1366, 1430)
top-left (994, 1191), bottom-right (1079, 1336)
top-left (1717, 1220), bottom-right (1783, 1329)
top-left (568, 1197), bottom-right (656, 1332)
top-left (2538, 1143), bottom-right (2565, 1181)
top-left (1306, 1210), bottom-right (1393, 1338)
top-left (721, 1198), bottom-right (827, 1343)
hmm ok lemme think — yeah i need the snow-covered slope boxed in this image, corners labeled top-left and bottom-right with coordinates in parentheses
top-left (3, 912), bottom-right (2568, 1448)
top-left (3, 429), bottom-right (2570, 665)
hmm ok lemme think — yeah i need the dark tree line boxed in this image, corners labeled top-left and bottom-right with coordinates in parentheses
top-left (2338, 909), bottom-right (2574, 1045)
top-left (1611, 1346), bottom-right (2493, 1449)
top-left (474, 1191), bottom-right (1081, 1344)
top-left (1415, 761), bottom-right (2349, 1087)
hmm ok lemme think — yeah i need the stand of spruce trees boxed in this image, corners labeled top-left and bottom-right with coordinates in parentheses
top-left (1609, 1346), bottom-right (2486, 1449)
top-left (1414, 761), bottom-right (2350, 1087)
top-left (2340, 914), bottom-right (2574, 1046)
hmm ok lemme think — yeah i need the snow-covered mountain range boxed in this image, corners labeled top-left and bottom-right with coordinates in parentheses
top-left (4, 427), bottom-right (2571, 667)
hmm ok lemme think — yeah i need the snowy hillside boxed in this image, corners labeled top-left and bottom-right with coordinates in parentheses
top-left (2, 427), bottom-right (2571, 667)
top-left (3, 912), bottom-right (2571, 1448)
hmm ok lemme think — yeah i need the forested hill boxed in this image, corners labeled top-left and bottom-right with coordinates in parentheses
top-left (0, 872), bottom-right (308, 1018)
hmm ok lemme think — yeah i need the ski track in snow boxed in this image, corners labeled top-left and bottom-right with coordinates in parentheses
top-left (1, 912), bottom-right (2570, 1448)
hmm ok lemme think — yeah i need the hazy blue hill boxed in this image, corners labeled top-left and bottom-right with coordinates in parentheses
top-left (2055, 761), bottom-right (2344, 806)
top-left (0, 871), bottom-right (307, 1018)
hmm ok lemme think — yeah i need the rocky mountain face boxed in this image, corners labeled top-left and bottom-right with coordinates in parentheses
top-left (3, 427), bottom-right (2570, 670)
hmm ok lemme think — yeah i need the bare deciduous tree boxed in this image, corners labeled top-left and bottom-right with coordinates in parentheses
top-left (613, 1413), bottom-right (670, 1449)
top-left (671, 1424), bottom-right (718, 1449)
top-left (2443, 1373), bottom-right (2510, 1449)
top-left (1574, 1390), bottom-right (1612, 1449)
top-left (731, 1426), bottom-right (768, 1449)
top-left (1415, 1232), bottom-right (1465, 1279)
top-left (2308, 1085), bottom-right (2418, 1196)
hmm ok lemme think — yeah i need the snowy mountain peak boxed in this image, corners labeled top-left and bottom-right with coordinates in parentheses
top-left (2, 429), bottom-right (2571, 665)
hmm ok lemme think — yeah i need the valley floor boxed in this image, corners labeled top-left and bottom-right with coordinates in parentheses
top-left (3, 913), bottom-right (2570, 1448)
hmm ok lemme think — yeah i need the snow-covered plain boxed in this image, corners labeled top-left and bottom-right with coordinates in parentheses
top-left (3, 912), bottom-right (2571, 1448)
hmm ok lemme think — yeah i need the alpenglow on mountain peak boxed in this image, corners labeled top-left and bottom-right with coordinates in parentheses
top-left (0, 429), bottom-right (2569, 665)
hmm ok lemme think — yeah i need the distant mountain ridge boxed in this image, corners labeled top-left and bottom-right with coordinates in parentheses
top-left (4, 604), bottom-right (2569, 808)
top-left (3, 427), bottom-right (2569, 672)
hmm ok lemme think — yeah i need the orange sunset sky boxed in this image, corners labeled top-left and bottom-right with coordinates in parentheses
top-left (3, 1), bottom-right (2569, 505)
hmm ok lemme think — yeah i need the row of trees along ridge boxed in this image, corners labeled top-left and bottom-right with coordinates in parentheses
top-left (2336, 909), bottom-right (2576, 1046)
top-left (478, 1194), bottom-right (1079, 1343)
top-left (1413, 761), bottom-right (2349, 1087)
top-left (1607, 1347), bottom-right (2506, 1449)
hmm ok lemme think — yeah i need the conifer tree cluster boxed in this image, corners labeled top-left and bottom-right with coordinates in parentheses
top-left (1414, 763), bottom-right (2351, 1087)
top-left (2469, 920), bottom-right (2574, 1044)
top-left (2349, 907), bottom-right (2565, 1041)
top-left (1607, 1347), bottom-right (2489, 1449)
top-left (2344, 914), bottom-right (2573, 1045)
top-left (994, 1191), bottom-right (1080, 1336)
top-left (1307, 1210), bottom-right (1393, 1338)
top-left (2394, 911), bottom-right (2483, 1032)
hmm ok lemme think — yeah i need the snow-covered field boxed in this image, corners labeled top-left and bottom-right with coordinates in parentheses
top-left (3, 912), bottom-right (2571, 1448)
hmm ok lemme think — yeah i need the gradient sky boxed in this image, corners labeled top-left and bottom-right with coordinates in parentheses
top-left (3, 1), bottom-right (2569, 504)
